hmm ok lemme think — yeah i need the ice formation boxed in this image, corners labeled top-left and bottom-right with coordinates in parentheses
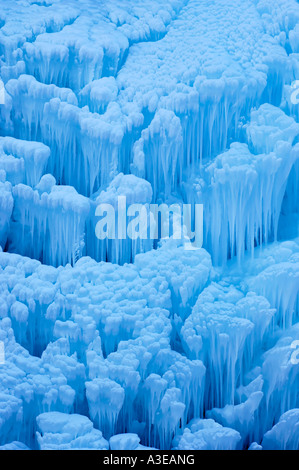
top-left (36, 412), bottom-right (109, 450)
top-left (172, 419), bottom-right (242, 451)
top-left (0, 0), bottom-right (298, 452)
top-left (0, 137), bottom-right (50, 187)
top-left (262, 409), bottom-right (299, 450)
top-left (0, 173), bottom-right (13, 248)
top-left (9, 176), bottom-right (90, 266)
top-left (87, 172), bottom-right (154, 264)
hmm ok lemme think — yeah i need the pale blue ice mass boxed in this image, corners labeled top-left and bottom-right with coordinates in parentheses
top-left (0, 0), bottom-right (298, 451)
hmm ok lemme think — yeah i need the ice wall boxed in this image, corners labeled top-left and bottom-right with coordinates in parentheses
top-left (0, 0), bottom-right (299, 452)
top-left (8, 176), bottom-right (90, 267)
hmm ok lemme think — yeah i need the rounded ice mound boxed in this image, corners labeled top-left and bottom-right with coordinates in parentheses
top-left (262, 409), bottom-right (299, 450)
top-left (35, 174), bottom-right (56, 194)
top-left (95, 172), bottom-right (153, 207)
top-left (135, 241), bottom-right (212, 319)
top-left (172, 419), bottom-right (242, 450)
top-left (247, 103), bottom-right (299, 154)
top-left (36, 412), bottom-right (109, 450)
top-left (206, 391), bottom-right (264, 447)
top-left (110, 433), bottom-right (140, 451)
top-left (79, 77), bottom-right (119, 113)
top-left (0, 441), bottom-right (30, 450)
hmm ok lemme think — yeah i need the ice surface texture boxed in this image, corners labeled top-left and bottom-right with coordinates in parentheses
top-left (0, 0), bottom-right (298, 451)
